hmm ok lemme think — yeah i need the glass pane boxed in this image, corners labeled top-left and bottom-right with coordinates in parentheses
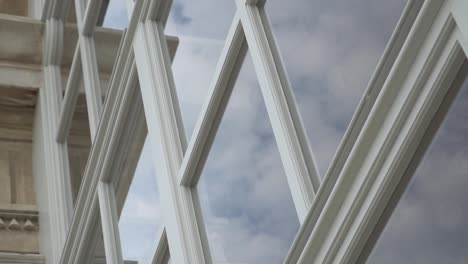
top-left (265, 0), bottom-right (407, 175)
top-left (197, 54), bottom-right (299, 264)
top-left (367, 74), bottom-right (468, 263)
top-left (165, 0), bottom-right (236, 137)
top-left (119, 139), bottom-right (163, 264)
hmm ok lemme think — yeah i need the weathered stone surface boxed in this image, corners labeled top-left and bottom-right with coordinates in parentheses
top-left (0, 0), bottom-right (28, 17)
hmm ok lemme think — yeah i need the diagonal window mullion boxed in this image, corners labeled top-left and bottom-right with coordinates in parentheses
top-left (150, 228), bottom-right (170, 264)
top-left (131, 1), bottom-right (208, 262)
top-left (97, 182), bottom-right (124, 264)
top-left (74, 0), bottom-right (104, 139)
top-left (173, 14), bottom-right (247, 261)
top-left (56, 45), bottom-right (82, 143)
top-left (235, 0), bottom-right (320, 222)
top-left (58, 1), bottom-right (154, 263)
top-left (178, 13), bottom-right (247, 187)
top-left (74, 1), bottom-right (125, 264)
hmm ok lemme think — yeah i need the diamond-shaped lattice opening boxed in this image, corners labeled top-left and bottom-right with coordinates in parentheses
top-left (67, 95), bottom-right (91, 206)
top-left (65, 0), bottom-right (125, 98)
top-left (118, 139), bottom-right (164, 264)
top-left (165, 0), bottom-right (236, 136)
top-left (265, 0), bottom-right (407, 176)
top-left (196, 54), bottom-right (299, 264)
top-left (366, 64), bottom-right (468, 263)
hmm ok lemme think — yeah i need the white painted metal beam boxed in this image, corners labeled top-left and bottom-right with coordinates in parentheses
top-left (83, 0), bottom-right (103, 36)
top-left (60, 1), bottom-right (178, 262)
top-left (41, 0), bottom-right (73, 21)
top-left (59, 55), bottom-right (141, 263)
top-left (56, 45), bottom-right (82, 143)
top-left (84, 47), bottom-right (136, 264)
top-left (179, 15), bottom-right (247, 186)
top-left (286, 1), bottom-right (462, 262)
top-left (74, 0), bottom-right (103, 139)
top-left (37, 1), bottom-right (75, 263)
top-left (151, 229), bottom-right (170, 264)
top-left (41, 18), bottom-right (74, 264)
top-left (235, 0), bottom-right (320, 222)
top-left (284, 0), bottom-right (425, 262)
top-left (145, 0), bottom-right (173, 25)
top-left (72, 1), bottom-right (124, 258)
top-left (98, 182), bottom-right (124, 264)
top-left (133, 23), bottom-right (207, 263)
top-left (41, 0), bottom-right (53, 21)
top-left (132, 1), bottom-right (209, 262)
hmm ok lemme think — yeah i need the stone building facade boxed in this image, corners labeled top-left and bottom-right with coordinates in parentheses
top-left (0, 0), bottom-right (119, 261)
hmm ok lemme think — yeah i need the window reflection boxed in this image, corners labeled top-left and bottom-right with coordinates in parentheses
top-left (367, 70), bottom-right (468, 263)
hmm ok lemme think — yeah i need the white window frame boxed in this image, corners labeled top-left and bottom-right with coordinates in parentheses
top-left (35, 0), bottom-right (468, 263)
top-left (286, 0), bottom-right (468, 263)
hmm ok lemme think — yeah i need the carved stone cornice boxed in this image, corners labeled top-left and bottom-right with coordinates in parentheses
top-left (0, 206), bottom-right (39, 232)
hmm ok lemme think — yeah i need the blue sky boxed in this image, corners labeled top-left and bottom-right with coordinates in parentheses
top-left (99, 0), bottom-right (435, 263)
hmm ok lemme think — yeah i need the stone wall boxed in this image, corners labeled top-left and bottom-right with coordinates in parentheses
top-left (0, 88), bottom-right (91, 254)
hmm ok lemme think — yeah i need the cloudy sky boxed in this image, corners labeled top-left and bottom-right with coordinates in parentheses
top-left (101, 0), bottom-right (419, 263)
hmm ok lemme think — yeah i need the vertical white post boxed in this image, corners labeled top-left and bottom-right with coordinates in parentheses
top-left (41, 18), bottom-right (74, 264)
top-left (56, 46), bottom-right (82, 143)
top-left (235, 0), bottom-right (320, 222)
top-left (74, 1), bottom-right (124, 263)
top-left (74, 0), bottom-right (103, 139)
top-left (98, 182), bottom-right (124, 264)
